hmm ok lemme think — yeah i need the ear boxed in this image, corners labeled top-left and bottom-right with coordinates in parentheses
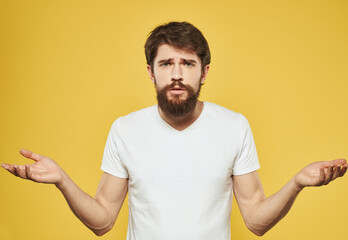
top-left (147, 65), bottom-right (155, 84)
top-left (200, 65), bottom-right (210, 85)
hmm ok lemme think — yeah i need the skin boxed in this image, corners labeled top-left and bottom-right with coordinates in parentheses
top-left (1, 149), bottom-right (128, 236)
top-left (233, 160), bottom-right (347, 236)
top-left (1, 44), bottom-right (347, 237)
top-left (147, 44), bottom-right (209, 131)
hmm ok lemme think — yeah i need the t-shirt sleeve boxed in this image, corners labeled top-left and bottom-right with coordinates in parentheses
top-left (100, 120), bottom-right (129, 178)
top-left (232, 115), bottom-right (260, 175)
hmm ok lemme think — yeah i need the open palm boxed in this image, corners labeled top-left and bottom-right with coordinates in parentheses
top-left (295, 159), bottom-right (347, 188)
top-left (1, 149), bottom-right (64, 184)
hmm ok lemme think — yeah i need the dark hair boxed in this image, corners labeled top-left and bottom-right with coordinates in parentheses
top-left (144, 21), bottom-right (211, 72)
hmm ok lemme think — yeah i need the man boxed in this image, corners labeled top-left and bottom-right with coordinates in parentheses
top-left (1, 22), bottom-right (347, 239)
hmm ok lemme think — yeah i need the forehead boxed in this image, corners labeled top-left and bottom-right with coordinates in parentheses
top-left (154, 44), bottom-right (200, 62)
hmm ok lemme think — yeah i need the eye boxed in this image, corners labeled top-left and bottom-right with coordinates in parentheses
top-left (184, 62), bottom-right (194, 67)
top-left (160, 63), bottom-right (170, 67)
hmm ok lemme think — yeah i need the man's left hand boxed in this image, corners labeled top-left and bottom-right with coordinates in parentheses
top-left (294, 159), bottom-right (347, 190)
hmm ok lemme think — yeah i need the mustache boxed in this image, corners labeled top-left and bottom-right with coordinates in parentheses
top-left (163, 81), bottom-right (191, 91)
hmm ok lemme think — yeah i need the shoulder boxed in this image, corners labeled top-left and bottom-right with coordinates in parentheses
top-left (203, 102), bottom-right (253, 149)
top-left (119, 105), bottom-right (156, 122)
top-left (109, 105), bottom-right (157, 133)
top-left (204, 102), bottom-right (248, 125)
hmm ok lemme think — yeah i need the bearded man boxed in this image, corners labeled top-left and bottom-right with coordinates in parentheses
top-left (2, 22), bottom-right (347, 240)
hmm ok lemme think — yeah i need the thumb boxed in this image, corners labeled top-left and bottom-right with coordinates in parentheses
top-left (331, 159), bottom-right (347, 166)
top-left (19, 149), bottom-right (42, 162)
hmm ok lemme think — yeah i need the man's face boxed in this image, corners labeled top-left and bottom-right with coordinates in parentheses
top-left (147, 44), bottom-right (209, 117)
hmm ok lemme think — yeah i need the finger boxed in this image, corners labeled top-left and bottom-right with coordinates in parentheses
top-left (14, 164), bottom-right (28, 179)
top-left (321, 162), bottom-right (331, 170)
top-left (1, 163), bottom-right (16, 175)
top-left (21, 165), bottom-right (29, 179)
top-left (25, 164), bottom-right (35, 181)
top-left (319, 167), bottom-right (326, 185)
top-left (324, 165), bottom-right (334, 185)
top-left (331, 159), bottom-right (347, 166)
top-left (338, 164), bottom-right (347, 177)
top-left (19, 149), bottom-right (42, 162)
top-left (331, 166), bottom-right (340, 181)
top-left (13, 165), bottom-right (20, 177)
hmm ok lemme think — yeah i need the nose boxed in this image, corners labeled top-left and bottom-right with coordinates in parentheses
top-left (171, 63), bottom-right (183, 82)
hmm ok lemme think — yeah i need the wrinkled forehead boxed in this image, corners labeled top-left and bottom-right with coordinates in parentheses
top-left (154, 44), bottom-right (200, 63)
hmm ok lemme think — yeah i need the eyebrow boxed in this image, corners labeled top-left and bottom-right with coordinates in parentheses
top-left (157, 58), bottom-right (198, 64)
top-left (157, 58), bottom-right (172, 64)
top-left (182, 59), bottom-right (197, 64)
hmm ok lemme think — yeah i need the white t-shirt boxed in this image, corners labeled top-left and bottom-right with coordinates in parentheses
top-left (101, 102), bottom-right (260, 240)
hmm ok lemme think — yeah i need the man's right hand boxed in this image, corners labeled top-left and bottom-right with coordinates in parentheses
top-left (2, 148), bottom-right (128, 236)
top-left (1, 148), bottom-right (65, 186)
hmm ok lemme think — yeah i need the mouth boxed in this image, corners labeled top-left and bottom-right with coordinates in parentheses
top-left (168, 86), bottom-right (186, 95)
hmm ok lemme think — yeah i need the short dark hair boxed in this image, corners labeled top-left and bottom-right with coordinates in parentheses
top-left (144, 21), bottom-right (211, 72)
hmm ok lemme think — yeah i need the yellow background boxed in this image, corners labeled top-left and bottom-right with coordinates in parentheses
top-left (1, 0), bottom-right (347, 239)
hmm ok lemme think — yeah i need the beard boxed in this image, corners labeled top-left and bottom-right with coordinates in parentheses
top-left (156, 80), bottom-right (202, 117)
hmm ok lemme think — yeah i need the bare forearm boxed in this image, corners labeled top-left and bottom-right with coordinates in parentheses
top-left (2, 149), bottom-right (125, 236)
top-left (249, 159), bottom-right (347, 235)
top-left (247, 177), bottom-right (302, 236)
top-left (55, 171), bottom-right (111, 234)
top-left (234, 160), bottom-right (347, 236)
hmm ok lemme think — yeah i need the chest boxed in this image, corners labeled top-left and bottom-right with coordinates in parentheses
top-left (117, 126), bottom-right (241, 200)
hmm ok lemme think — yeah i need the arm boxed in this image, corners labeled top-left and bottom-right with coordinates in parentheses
top-left (57, 171), bottom-right (128, 236)
top-left (1, 149), bottom-right (128, 236)
top-left (232, 159), bottom-right (347, 236)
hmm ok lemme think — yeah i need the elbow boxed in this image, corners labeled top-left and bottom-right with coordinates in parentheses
top-left (89, 214), bottom-right (116, 236)
top-left (94, 231), bottom-right (104, 237)
top-left (250, 229), bottom-right (266, 237)
top-left (246, 222), bottom-right (268, 237)
top-left (93, 230), bottom-right (106, 237)
top-left (91, 224), bottom-right (113, 237)
top-left (92, 228), bottom-right (110, 237)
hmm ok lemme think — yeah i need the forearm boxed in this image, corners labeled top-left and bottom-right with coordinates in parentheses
top-left (246, 177), bottom-right (303, 236)
top-left (2, 149), bottom-right (126, 236)
top-left (55, 171), bottom-right (111, 235)
top-left (235, 160), bottom-right (347, 236)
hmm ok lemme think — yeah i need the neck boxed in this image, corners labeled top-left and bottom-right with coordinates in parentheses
top-left (158, 101), bottom-right (204, 131)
